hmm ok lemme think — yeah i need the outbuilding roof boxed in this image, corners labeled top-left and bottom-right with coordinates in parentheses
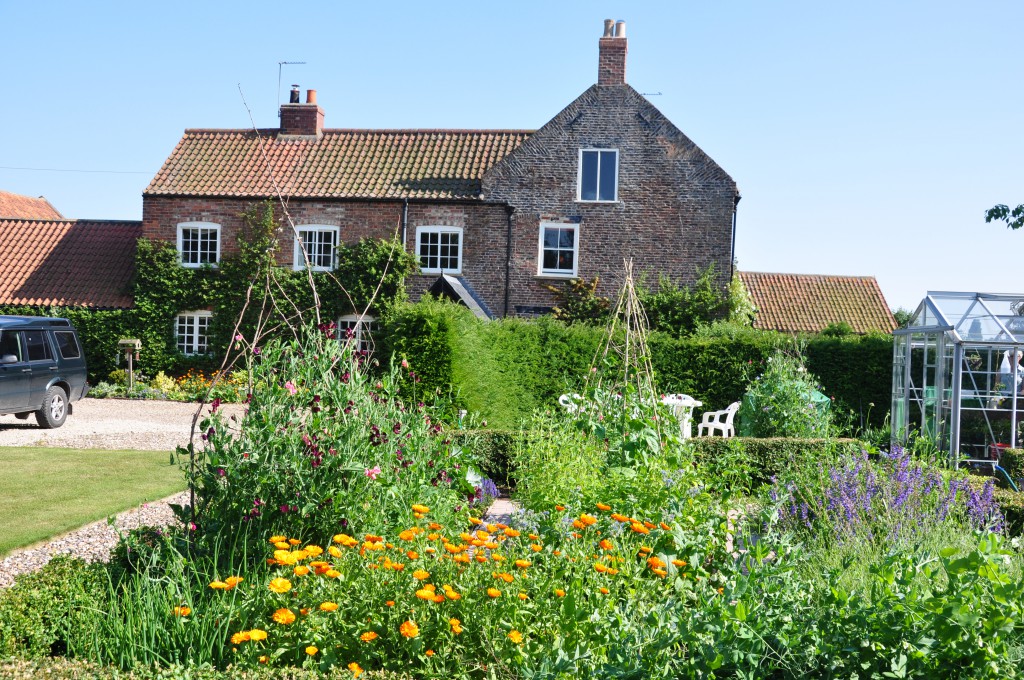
top-left (0, 191), bottom-right (63, 220)
top-left (0, 219), bottom-right (141, 309)
top-left (738, 271), bottom-right (896, 334)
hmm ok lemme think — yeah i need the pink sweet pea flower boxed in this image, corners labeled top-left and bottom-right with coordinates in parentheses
top-left (365, 466), bottom-right (382, 480)
top-left (284, 381), bottom-right (297, 395)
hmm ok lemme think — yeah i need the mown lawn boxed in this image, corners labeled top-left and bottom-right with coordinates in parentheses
top-left (0, 447), bottom-right (185, 556)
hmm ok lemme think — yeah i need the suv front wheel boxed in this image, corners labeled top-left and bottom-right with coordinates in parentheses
top-left (36, 386), bottom-right (68, 429)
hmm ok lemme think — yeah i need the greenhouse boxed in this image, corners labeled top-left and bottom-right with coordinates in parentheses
top-left (892, 291), bottom-right (1024, 461)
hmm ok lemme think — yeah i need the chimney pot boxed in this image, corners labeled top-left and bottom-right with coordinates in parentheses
top-left (306, 89), bottom-right (317, 104)
top-left (289, 85), bottom-right (300, 104)
top-left (603, 19), bottom-right (614, 37)
top-left (598, 20), bottom-right (628, 86)
top-left (614, 20), bottom-right (626, 38)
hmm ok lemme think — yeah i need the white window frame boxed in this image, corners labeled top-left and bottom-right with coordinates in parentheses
top-left (415, 226), bottom-right (463, 275)
top-left (338, 314), bottom-right (377, 354)
top-left (577, 148), bottom-right (619, 203)
top-left (175, 311), bottom-right (212, 356)
top-left (537, 222), bottom-right (579, 278)
top-left (176, 222), bottom-right (221, 268)
top-left (292, 224), bottom-right (339, 271)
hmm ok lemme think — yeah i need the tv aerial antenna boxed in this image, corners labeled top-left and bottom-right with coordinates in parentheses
top-left (277, 61), bottom-right (307, 111)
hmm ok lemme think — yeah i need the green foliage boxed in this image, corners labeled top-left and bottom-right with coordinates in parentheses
top-left (543, 276), bottom-right (610, 324)
top-left (0, 556), bottom-right (104, 658)
top-left (689, 436), bottom-right (863, 490)
top-left (725, 271), bottom-right (756, 325)
top-left (986, 202), bottom-right (1024, 230)
top-left (449, 429), bottom-right (523, 488)
top-left (639, 265), bottom-right (729, 337)
top-left (820, 320), bottom-right (854, 337)
top-left (893, 306), bottom-right (914, 328)
top-left (738, 351), bottom-right (834, 438)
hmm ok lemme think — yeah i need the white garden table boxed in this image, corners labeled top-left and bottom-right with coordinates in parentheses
top-left (660, 393), bottom-right (703, 439)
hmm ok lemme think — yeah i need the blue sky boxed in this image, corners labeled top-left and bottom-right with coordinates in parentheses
top-left (2, 1), bottom-right (1021, 312)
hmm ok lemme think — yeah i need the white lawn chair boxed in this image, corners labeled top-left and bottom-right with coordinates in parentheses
top-left (659, 393), bottom-right (703, 439)
top-left (558, 393), bottom-right (584, 414)
top-left (697, 401), bottom-right (741, 438)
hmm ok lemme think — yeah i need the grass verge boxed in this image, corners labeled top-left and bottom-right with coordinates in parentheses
top-left (0, 447), bottom-right (185, 556)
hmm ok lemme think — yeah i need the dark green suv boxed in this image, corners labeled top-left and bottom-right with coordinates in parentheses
top-left (0, 316), bottom-right (88, 428)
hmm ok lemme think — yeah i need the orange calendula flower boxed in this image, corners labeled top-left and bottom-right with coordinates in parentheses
top-left (503, 528), bottom-right (521, 538)
top-left (494, 572), bottom-right (514, 583)
top-left (225, 576), bottom-right (244, 588)
top-left (555, 505), bottom-right (566, 511)
top-left (426, 649), bottom-right (435, 657)
top-left (469, 517), bottom-right (482, 525)
top-left (475, 554), bottom-right (488, 563)
top-left (659, 522), bottom-right (672, 531)
top-left (449, 617), bottom-right (463, 634)
top-left (328, 546), bottom-right (343, 558)
top-left (487, 587), bottom-right (502, 598)
top-left (638, 546), bottom-right (653, 554)
top-left (610, 513), bottom-right (630, 522)
top-left (579, 513), bottom-right (598, 526)
top-left (249, 629), bottom-right (268, 641)
top-left (231, 631), bottom-right (251, 645)
top-left (518, 592), bottom-right (529, 601)
top-left (508, 630), bottom-right (524, 644)
top-left (596, 502), bottom-right (612, 511)
top-left (272, 608), bottom-right (296, 625)
top-left (173, 605), bottom-right (191, 617)
top-left (209, 580), bottom-right (228, 590)
top-left (306, 646), bottom-right (318, 656)
top-left (268, 578), bottom-right (292, 594)
top-left (348, 661), bottom-right (364, 677)
top-left (398, 529), bottom-right (417, 541)
top-left (514, 559), bottom-right (531, 569)
top-left (572, 519), bottom-right (584, 530)
top-left (269, 535), bottom-right (287, 543)
top-left (360, 631), bottom-right (378, 642)
top-left (320, 601), bottom-right (339, 612)
top-left (555, 588), bottom-right (566, 597)
top-left (607, 567), bottom-right (620, 575)
top-left (630, 522), bottom-right (650, 535)
top-left (672, 559), bottom-right (687, 568)
top-left (411, 504), bottom-right (430, 514)
top-left (273, 541), bottom-right (290, 550)
top-left (652, 567), bottom-right (668, 578)
top-left (259, 656), bottom-right (269, 664)
top-left (594, 563), bottom-right (608, 573)
top-left (443, 587), bottom-right (461, 600)
top-left (288, 538), bottom-right (301, 546)
top-left (599, 539), bottom-right (615, 551)
top-left (454, 553), bottom-right (471, 564)
top-left (325, 569), bottom-right (341, 579)
top-left (647, 556), bottom-right (666, 569)
top-left (492, 554), bottom-right (505, 562)
top-left (407, 550), bottom-right (419, 560)
top-left (530, 544), bottom-right (542, 552)
top-left (644, 521), bottom-right (656, 529)
top-left (415, 588), bottom-right (436, 601)
top-left (333, 533), bottom-right (359, 547)
top-left (293, 565), bottom-right (310, 577)
top-left (385, 600), bottom-right (395, 607)
top-left (400, 620), bottom-right (420, 638)
top-left (599, 587), bottom-right (610, 594)
top-left (305, 545), bottom-right (323, 556)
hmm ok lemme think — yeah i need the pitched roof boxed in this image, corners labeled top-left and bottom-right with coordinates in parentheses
top-left (738, 271), bottom-right (896, 334)
top-left (145, 129), bottom-right (533, 201)
top-left (0, 219), bottom-right (141, 309)
top-left (0, 191), bottom-right (63, 220)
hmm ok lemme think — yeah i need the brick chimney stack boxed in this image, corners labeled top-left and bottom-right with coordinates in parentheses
top-left (598, 19), bottom-right (627, 86)
top-left (280, 87), bottom-right (324, 137)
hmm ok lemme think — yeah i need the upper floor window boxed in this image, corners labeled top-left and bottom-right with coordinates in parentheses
top-left (538, 223), bottom-right (579, 277)
top-left (578, 149), bottom-right (618, 202)
top-left (293, 225), bottom-right (339, 271)
top-left (175, 311), bottom-right (212, 355)
top-left (177, 222), bottom-right (221, 268)
top-left (415, 226), bottom-right (462, 274)
top-left (338, 314), bottom-right (378, 354)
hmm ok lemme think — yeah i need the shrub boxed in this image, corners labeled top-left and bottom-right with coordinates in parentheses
top-left (689, 437), bottom-right (863, 491)
top-left (737, 351), bottom-right (833, 437)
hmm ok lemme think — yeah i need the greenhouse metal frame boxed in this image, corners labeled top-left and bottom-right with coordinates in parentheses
top-left (892, 291), bottom-right (1024, 461)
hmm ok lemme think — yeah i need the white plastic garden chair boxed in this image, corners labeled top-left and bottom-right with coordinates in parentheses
top-left (659, 393), bottom-right (702, 439)
top-left (558, 393), bottom-right (584, 414)
top-left (697, 401), bottom-right (741, 438)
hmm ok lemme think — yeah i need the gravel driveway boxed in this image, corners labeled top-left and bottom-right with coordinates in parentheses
top-left (0, 397), bottom-right (244, 587)
top-left (0, 397), bottom-right (243, 451)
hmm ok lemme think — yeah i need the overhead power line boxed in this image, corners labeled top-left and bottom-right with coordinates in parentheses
top-left (0, 165), bottom-right (151, 175)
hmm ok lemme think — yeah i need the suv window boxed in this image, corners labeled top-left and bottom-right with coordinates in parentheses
top-left (24, 330), bottom-right (53, 362)
top-left (53, 331), bottom-right (81, 359)
top-left (0, 331), bottom-right (22, 361)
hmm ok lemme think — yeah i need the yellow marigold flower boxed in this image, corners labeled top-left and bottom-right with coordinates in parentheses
top-left (433, 594), bottom-right (446, 603)
top-left (259, 655), bottom-right (269, 664)
top-left (386, 600), bottom-right (395, 607)
top-left (555, 505), bottom-right (565, 511)
top-left (427, 532), bottom-right (440, 541)
top-left (468, 516), bottom-right (482, 525)
top-left (274, 541), bottom-right (290, 550)
top-left (269, 535), bottom-right (286, 543)
top-left (426, 649), bottom-right (435, 657)
top-left (325, 569), bottom-right (341, 579)
top-left (292, 548), bottom-right (309, 561)
top-left (494, 572), bottom-right (514, 583)
top-left (304, 545), bottom-right (323, 556)
top-left (596, 502), bottom-right (612, 511)
top-left (530, 543), bottom-right (543, 552)
top-left (411, 504), bottom-right (430, 514)
top-left (492, 554), bottom-right (505, 562)
top-left (244, 629), bottom-right (265, 641)
top-left (231, 631), bottom-right (251, 645)
top-left (607, 567), bottom-right (620, 575)
top-left (514, 559), bottom-right (531, 569)
top-left (659, 522), bottom-right (672, 531)
top-left (594, 563), bottom-right (608, 573)
top-left (413, 569), bottom-right (430, 580)
top-left (508, 630), bottom-right (523, 644)
top-left (348, 661), bottom-right (364, 677)
top-left (293, 565), bottom-right (310, 577)
top-left (484, 541), bottom-right (499, 550)
top-left (652, 568), bottom-right (668, 578)
top-left (306, 645), bottom-right (318, 656)
top-left (268, 577), bottom-right (292, 594)
top-left (518, 592), bottom-right (529, 600)
top-left (288, 538), bottom-right (301, 546)
top-left (272, 608), bottom-right (296, 625)
top-left (328, 546), bottom-right (342, 558)
top-left (610, 513), bottom-right (629, 522)
top-left (209, 580), bottom-right (228, 590)
top-left (580, 513), bottom-right (598, 526)
top-left (555, 589), bottom-right (566, 597)
top-left (487, 587), bottom-right (502, 598)
top-left (638, 546), bottom-right (653, 554)
top-left (415, 588), bottom-right (435, 601)
top-left (647, 556), bottom-right (666, 569)
top-left (503, 528), bottom-right (521, 538)
top-left (599, 587), bottom-right (610, 594)
top-left (630, 522), bottom-right (650, 535)
top-left (173, 605), bottom-right (191, 617)
top-left (407, 550), bottom-right (419, 559)
top-left (672, 559), bottom-right (687, 568)
top-left (425, 547), bottom-right (436, 554)
top-left (225, 576), bottom-right (244, 588)
top-left (459, 532), bottom-right (473, 542)
top-left (454, 553), bottom-right (471, 564)
top-left (360, 631), bottom-right (378, 642)
top-left (274, 549), bottom-right (297, 565)
top-left (399, 529), bottom-right (416, 541)
top-left (599, 539), bottom-right (614, 551)
top-left (486, 523), bottom-right (498, 532)
top-left (400, 620), bottom-right (420, 638)
top-left (319, 601), bottom-right (338, 612)
top-left (444, 587), bottom-right (461, 600)
top-left (450, 617), bottom-right (463, 634)
top-left (333, 533), bottom-right (358, 547)
top-left (475, 554), bottom-right (488, 563)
